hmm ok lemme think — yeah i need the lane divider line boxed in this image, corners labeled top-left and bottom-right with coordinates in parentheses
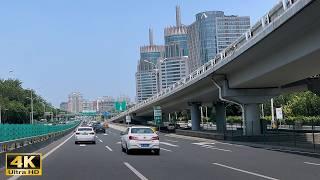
top-left (105, 146), bottom-right (113, 151)
top-left (124, 162), bottom-right (148, 180)
top-left (205, 147), bottom-right (232, 152)
top-left (8, 133), bottom-right (75, 180)
top-left (201, 145), bottom-right (216, 148)
top-left (304, 162), bottom-right (320, 166)
top-left (160, 142), bottom-right (179, 147)
top-left (165, 139), bottom-right (178, 143)
top-left (79, 144), bottom-right (86, 147)
top-left (103, 134), bottom-right (108, 136)
top-left (99, 139), bottom-right (103, 143)
top-left (160, 147), bottom-right (172, 152)
top-left (212, 163), bottom-right (279, 180)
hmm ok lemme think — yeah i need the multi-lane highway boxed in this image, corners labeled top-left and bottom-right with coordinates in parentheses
top-left (2, 125), bottom-right (320, 180)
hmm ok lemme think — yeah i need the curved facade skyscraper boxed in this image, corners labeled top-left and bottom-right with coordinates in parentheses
top-left (187, 11), bottom-right (250, 73)
top-left (135, 29), bottom-right (164, 103)
top-left (160, 6), bottom-right (189, 90)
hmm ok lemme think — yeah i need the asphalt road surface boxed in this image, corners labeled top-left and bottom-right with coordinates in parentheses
top-left (3, 126), bottom-right (320, 180)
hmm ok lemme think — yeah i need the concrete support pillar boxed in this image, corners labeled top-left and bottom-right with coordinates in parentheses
top-left (190, 103), bottom-right (201, 131)
top-left (215, 102), bottom-right (226, 133)
top-left (243, 103), bottom-right (261, 136)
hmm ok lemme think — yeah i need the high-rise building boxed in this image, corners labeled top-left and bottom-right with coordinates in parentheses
top-left (160, 6), bottom-right (189, 89)
top-left (136, 29), bottom-right (164, 103)
top-left (82, 99), bottom-right (94, 112)
top-left (67, 92), bottom-right (83, 113)
top-left (96, 96), bottom-right (115, 113)
top-left (59, 102), bottom-right (68, 112)
top-left (187, 11), bottom-right (250, 73)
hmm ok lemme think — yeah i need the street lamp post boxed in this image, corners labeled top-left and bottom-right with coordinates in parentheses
top-left (27, 89), bottom-right (34, 124)
top-left (144, 58), bottom-right (166, 93)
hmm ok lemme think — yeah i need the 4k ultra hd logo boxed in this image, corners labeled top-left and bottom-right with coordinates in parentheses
top-left (6, 153), bottom-right (42, 176)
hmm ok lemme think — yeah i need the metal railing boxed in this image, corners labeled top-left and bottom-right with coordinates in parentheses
top-left (0, 121), bottom-right (80, 143)
top-left (112, 0), bottom-right (307, 121)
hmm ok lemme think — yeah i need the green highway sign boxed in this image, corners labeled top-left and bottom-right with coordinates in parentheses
top-left (153, 106), bottom-right (162, 125)
top-left (115, 101), bottom-right (127, 111)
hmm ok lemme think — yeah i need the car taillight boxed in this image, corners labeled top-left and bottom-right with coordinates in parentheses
top-left (90, 132), bottom-right (95, 135)
top-left (129, 136), bottom-right (139, 140)
top-left (75, 133), bottom-right (80, 135)
top-left (152, 136), bottom-right (159, 140)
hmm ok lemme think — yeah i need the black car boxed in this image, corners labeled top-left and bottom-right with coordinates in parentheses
top-left (94, 124), bottom-right (106, 133)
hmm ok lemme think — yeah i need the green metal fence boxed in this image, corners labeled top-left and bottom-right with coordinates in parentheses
top-left (0, 121), bottom-right (80, 142)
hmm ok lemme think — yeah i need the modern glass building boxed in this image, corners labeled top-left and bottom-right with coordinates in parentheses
top-left (160, 6), bottom-right (189, 89)
top-left (187, 11), bottom-right (250, 73)
top-left (135, 29), bottom-right (164, 103)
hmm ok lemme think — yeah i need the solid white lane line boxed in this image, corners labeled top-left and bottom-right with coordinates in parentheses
top-left (124, 162), bottom-right (148, 180)
top-left (160, 142), bottom-right (179, 147)
top-left (80, 144), bottom-right (86, 147)
top-left (206, 147), bottom-right (232, 152)
top-left (43, 133), bottom-right (75, 158)
top-left (212, 163), bottom-right (279, 180)
top-left (160, 147), bottom-right (172, 152)
top-left (99, 139), bottom-right (103, 143)
top-left (8, 133), bottom-right (75, 180)
top-left (165, 139), bottom-right (178, 143)
top-left (304, 162), bottom-right (320, 166)
top-left (105, 146), bottom-right (113, 151)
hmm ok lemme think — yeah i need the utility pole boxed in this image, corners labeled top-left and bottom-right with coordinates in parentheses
top-left (30, 90), bottom-right (34, 124)
top-left (271, 98), bottom-right (274, 128)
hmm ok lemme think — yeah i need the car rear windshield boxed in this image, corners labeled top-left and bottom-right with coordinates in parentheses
top-left (131, 128), bottom-right (154, 134)
top-left (78, 128), bottom-right (93, 131)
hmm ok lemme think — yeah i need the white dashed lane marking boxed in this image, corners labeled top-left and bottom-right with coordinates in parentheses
top-left (105, 146), bottom-right (113, 151)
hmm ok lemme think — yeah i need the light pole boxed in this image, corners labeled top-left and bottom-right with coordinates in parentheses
top-left (271, 98), bottom-right (275, 128)
top-left (144, 58), bottom-right (166, 93)
top-left (26, 89), bottom-right (34, 124)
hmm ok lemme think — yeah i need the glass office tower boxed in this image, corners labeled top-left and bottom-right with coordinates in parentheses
top-left (187, 11), bottom-right (250, 73)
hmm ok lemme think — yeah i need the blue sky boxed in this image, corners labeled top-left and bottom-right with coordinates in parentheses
top-left (0, 0), bottom-right (278, 107)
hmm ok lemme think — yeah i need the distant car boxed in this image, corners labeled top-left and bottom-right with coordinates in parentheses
top-left (121, 126), bottom-right (160, 155)
top-left (94, 124), bottom-right (106, 133)
top-left (167, 123), bottom-right (176, 132)
top-left (92, 122), bottom-right (100, 129)
top-left (75, 127), bottom-right (96, 144)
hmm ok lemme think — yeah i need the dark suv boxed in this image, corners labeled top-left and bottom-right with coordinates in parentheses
top-left (93, 124), bottom-right (106, 133)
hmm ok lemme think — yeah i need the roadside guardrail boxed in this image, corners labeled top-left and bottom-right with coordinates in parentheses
top-left (0, 121), bottom-right (80, 153)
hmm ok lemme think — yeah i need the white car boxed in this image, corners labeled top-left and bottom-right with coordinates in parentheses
top-left (75, 127), bottom-right (96, 144)
top-left (121, 126), bottom-right (160, 155)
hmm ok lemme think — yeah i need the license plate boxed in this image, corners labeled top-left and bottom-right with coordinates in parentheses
top-left (82, 133), bottom-right (88, 135)
top-left (140, 144), bottom-right (149, 147)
